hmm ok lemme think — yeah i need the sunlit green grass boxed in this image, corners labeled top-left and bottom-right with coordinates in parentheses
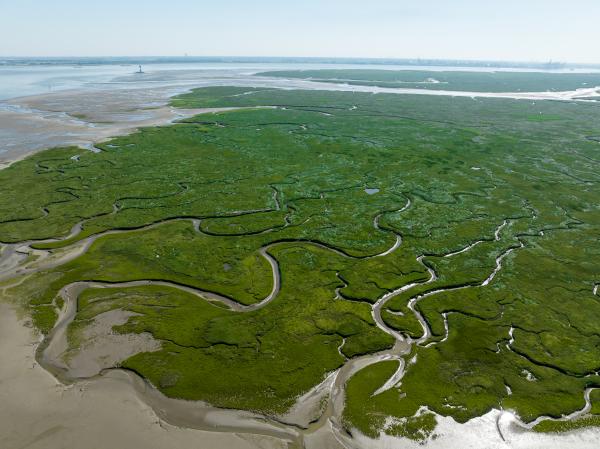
top-left (1, 79), bottom-right (599, 434)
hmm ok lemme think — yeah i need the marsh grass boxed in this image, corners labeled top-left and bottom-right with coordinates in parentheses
top-left (1, 79), bottom-right (599, 433)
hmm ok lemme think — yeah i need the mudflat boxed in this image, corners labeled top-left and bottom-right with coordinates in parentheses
top-left (0, 303), bottom-right (285, 449)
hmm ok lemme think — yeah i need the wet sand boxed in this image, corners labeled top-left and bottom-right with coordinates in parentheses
top-left (0, 303), bottom-right (286, 449)
top-left (61, 309), bottom-right (162, 379)
top-left (0, 85), bottom-right (249, 167)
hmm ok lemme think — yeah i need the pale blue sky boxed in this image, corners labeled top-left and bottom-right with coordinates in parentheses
top-left (1, 0), bottom-right (599, 63)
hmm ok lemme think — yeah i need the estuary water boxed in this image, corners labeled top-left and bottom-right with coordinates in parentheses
top-left (3, 59), bottom-right (600, 165)
top-left (2, 60), bottom-right (520, 101)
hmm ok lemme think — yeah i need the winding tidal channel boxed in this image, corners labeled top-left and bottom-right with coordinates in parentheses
top-left (0, 195), bottom-right (596, 449)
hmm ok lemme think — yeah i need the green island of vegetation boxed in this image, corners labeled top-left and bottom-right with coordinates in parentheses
top-left (1, 75), bottom-right (599, 442)
top-left (259, 68), bottom-right (600, 93)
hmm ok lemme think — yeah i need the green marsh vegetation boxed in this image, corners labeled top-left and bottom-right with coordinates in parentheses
top-left (343, 360), bottom-right (438, 441)
top-left (533, 390), bottom-right (600, 433)
top-left (1, 79), bottom-right (599, 439)
top-left (258, 68), bottom-right (600, 93)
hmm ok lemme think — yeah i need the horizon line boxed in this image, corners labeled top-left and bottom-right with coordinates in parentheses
top-left (1, 55), bottom-right (599, 67)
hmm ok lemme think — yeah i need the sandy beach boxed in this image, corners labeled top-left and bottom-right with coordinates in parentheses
top-left (0, 303), bottom-right (286, 449)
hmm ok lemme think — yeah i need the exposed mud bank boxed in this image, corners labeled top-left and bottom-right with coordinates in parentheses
top-left (0, 303), bottom-right (288, 449)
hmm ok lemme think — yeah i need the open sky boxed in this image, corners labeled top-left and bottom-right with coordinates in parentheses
top-left (2, 0), bottom-right (599, 63)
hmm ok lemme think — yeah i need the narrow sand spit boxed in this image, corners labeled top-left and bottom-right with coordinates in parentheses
top-left (0, 303), bottom-right (285, 449)
top-left (278, 371), bottom-right (337, 427)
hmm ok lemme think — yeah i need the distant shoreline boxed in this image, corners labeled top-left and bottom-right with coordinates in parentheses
top-left (1, 55), bottom-right (599, 71)
top-left (2, 66), bottom-right (600, 167)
